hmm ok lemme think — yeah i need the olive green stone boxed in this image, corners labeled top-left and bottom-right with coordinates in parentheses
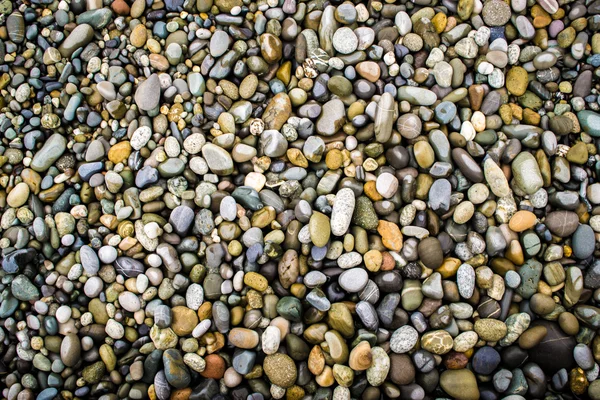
top-left (82, 361), bottom-right (106, 384)
top-left (440, 369), bottom-right (480, 400)
top-left (276, 296), bottom-right (302, 322)
top-left (333, 364), bottom-right (355, 387)
top-left (518, 91), bottom-right (543, 110)
top-left (328, 303), bottom-right (355, 338)
top-left (327, 76), bottom-right (353, 97)
top-left (566, 142), bottom-right (588, 164)
top-left (309, 212), bottom-right (331, 247)
top-left (352, 196), bottom-right (379, 230)
top-left (286, 334), bottom-right (310, 360)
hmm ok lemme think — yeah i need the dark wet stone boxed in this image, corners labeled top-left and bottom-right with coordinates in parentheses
top-left (527, 320), bottom-right (575, 373)
top-left (472, 346), bottom-right (501, 375)
top-left (2, 248), bottom-right (36, 273)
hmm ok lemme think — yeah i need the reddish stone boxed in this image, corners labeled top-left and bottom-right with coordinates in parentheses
top-left (200, 354), bottom-right (226, 379)
top-left (444, 351), bottom-right (469, 370)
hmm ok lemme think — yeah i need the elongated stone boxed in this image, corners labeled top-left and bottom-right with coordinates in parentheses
top-left (30, 134), bottom-right (67, 172)
top-left (374, 93), bottom-right (395, 143)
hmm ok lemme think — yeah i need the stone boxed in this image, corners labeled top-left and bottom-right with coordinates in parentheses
top-left (474, 319), bottom-right (507, 342)
top-left (390, 326), bottom-right (418, 353)
top-left (228, 328), bottom-right (259, 349)
top-left (163, 349), bottom-right (191, 389)
top-left (472, 346), bottom-right (501, 375)
top-left (353, 196), bottom-right (379, 230)
top-left (441, 370), bottom-right (480, 400)
top-left (263, 353), bottom-right (297, 388)
top-left (457, 263), bottom-right (475, 299)
top-left (374, 93), bottom-right (395, 142)
top-left (579, 111), bottom-right (600, 136)
top-left (171, 306), bottom-right (198, 336)
top-left (377, 220), bottom-right (402, 251)
top-left (367, 347), bottom-right (390, 386)
top-left (500, 312), bottom-right (530, 346)
top-left (339, 268), bottom-right (369, 293)
top-left (545, 211), bottom-right (579, 237)
top-left (331, 188), bottom-right (355, 236)
top-left (572, 225), bottom-right (595, 259)
top-left (528, 320), bottom-right (575, 373)
top-left (59, 24), bottom-right (95, 58)
top-left (60, 334), bottom-right (81, 368)
top-left (509, 210), bottom-right (536, 232)
top-left (506, 66), bottom-right (528, 96)
top-left (511, 152), bottom-right (543, 195)
top-left (309, 212), bottom-right (331, 247)
top-left (11, 275), bottom-right (39, 301)
top-left (30, 134), bottom-right (67, 172)
top-left (202, 143), bottom-right (234, 175)
top-left (316, 99), bottom-right (345, 136)
top-left (263, 93), bottom-right (291, 130)
top-left (186, 284), bottom-right (204, 310)
top-left (421, 330), bottom-right (453, 355)
top-left (7, 182), bottom-right (30, 208)
top-left (134, 74), bottom-right (161, 111)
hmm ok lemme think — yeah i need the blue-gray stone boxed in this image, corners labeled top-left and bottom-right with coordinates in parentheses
top-left (37, 388), bottom-right (58, 400)
top-left (578, 110), bottom-right (600, 137)
top-left (232, 349), bottom-right (257, 374)
top-left (135, 166), bottom-right (159, 188)
top-left (232, 186), bottom-right (263, 211)
top-left (516, 259), bottom-right (543, 299)
top-left (169, 205), bottom-right (194, 236)
top-left (78, 162), bottom-right (104, 181)
top-left (11, 275), bottom-right (40, 301)
top-left (0, 295), bottom-right (18, 318)
top-left (2, 248), bottom-right (36, 273)
top-left (434, 101), bottom-right (457, 124)
top-left (572, 225), bottom-right (595, 259)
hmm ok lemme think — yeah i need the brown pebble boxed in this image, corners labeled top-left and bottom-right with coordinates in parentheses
top-left (530, 293), bottom-right (556, 316)
top-left (558, 312), bottom-right (580, 336)
top-left (200, 354), bottom-right (226, 379)
top-left (389, 354), bottom-right (415, 385)
top-left (348, 341), bottom-right (372, 371)
top-left (111, 0), bottom-right (130, 15)
top-left (444, 351), bottom-right (469, 369)
top-left (518, 326), bottom-right (548, 349)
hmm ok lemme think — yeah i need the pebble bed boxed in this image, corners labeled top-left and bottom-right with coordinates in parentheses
top-left (2, 0), bottom-right (600, 398)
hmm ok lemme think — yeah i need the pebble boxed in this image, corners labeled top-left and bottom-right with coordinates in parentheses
top-left (339, 268), bottom-right (369, 293)
top-left (263, 354), bottom-right (297, 388)
top-left (440, 369), bottom-right (480, 400)
top-left (457, 263), bottom-right (476, 299)
top-left (390, 326), bottom-right (419, 354)
top-left (0, 0), bottom-right (598, 399)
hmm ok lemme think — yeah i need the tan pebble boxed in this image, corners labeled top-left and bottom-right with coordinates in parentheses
top-left (130, 24), bottom-right (147, 48)
top-left (348, 341), bottom-right (372, 371)
top-left (508, 210), bottom-right (537, 232)
top-left (228, 328), bottom-right (259, 349)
